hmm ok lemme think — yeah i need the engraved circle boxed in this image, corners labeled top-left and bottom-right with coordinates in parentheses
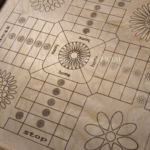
top-left (26, 38), bottom-right (34, 45)
top-left (47, 98), bottom-right (55, 106)
top-left (8, 33), bottom-right (16, 40)
top-left (34, 40), bottom-right (42, 47)
top-left (16, 112), bottom-right (24, 120)
top-left (43, 43), bottom-right (51, 50)
top-left (87, 20), bottom-right (93, 26)
top-left (42, 109), bottom-right (50, 117)
top-left (106, 132), bottom-right (116, 142)
top-left (36, 120), bottom-right (45, 128)
top-left (94, 5), bottom-right (101, 10)
top-left (57, 79), bottom-right (65, 86)
top-left (91, 12), bottom-right (97, 18)
top-left (83, 28), bottom-right (90, 34)
top-left (118, 2), bottom-right (125, 7)
top-left (58, 42), bottom-right (90, 70)
top-left (17, 35), bottom-right (25, 42)
top-left (18, 17), bottom-right (26, 24)
top-left (53, 88), bottom-right (60, 95)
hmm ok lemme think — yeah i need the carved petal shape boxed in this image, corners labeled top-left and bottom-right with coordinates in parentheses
top-left (117, 137), bottom-right (138, 150)
top-left (0, 101), bottom-right (6, 109)
top-left (9, 90), bottom-right (17, 94)
top-left (117, 123), bottom-right (137, 136)
top-left (7, 95), bottom-right (14, 99)
top-left (111, 111), bottom-right (123, 131)
top-left (7, 76), bottom-right (15, 82)
top-left (85, 124), bottom-right (104, 136)
top-left (4, 73), bottom-right (11, 80)
top-left (112, 143), bottom-right (123, 150)
top-left (100, 143), bottom-right (110, 150)
top-left (97, 112), bottom-right (110, 131)
top-left (85, 137), bottom-right (104, 150)
top-left (4, 99), bottom-right (11, 104)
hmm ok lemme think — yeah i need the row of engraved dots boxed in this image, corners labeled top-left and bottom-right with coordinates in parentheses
top-left (15, 108), bottom-right (50, 128)
top-left (82, 0), bottom-right (125, 34)
top-left (97, 0), bottom-right (125, 7)
top-left (15, 79), bottom-right (65, 118)
top-left (8, 33), bottom-right (51, 50)
top-left (15, 98), bottom-right (56, 128)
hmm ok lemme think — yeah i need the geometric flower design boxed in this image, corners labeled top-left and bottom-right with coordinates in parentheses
top-left (109, 63), bottom-right (119, 70)
top-left (130, 4), bottom-right (150, 42)
top-left (145, 72), bottom-right (150, 81)
top-left (132, 69), bottom-right (142, 77)
top-left (84, 111), bottom-right (138, 150)
top-left (99, 60), bottom-right (108, 67)
top-left (136, 95), bottom-right (147, 104)
top-left (58, 42), bottom-right (90, 70)
top-left (122, 66), bottom-right (131, 74)
top-left (30, 0), bottom-right (65, 12)
top-left (0, 70), bottom-right (17, 110)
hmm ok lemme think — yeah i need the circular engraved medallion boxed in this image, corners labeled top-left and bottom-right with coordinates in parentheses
top-left (16, 112), bottom-right (24, 120)
top-left (47, 98), bottom-right (55, 106)
top-left (36, 120), bottom-right (45, 128)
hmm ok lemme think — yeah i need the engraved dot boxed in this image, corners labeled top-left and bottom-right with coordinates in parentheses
top-left (36, 120), bottom-right (45, 128)
top-left (18, 17), bottom-right (26, 24)
top-left (118, 2), bottom-right (125, 7)
top-left (53, 88), bottom-right (60, 95)
top-left (94, 5), bottom-right (101, 10)
top-left (26, 38), bottom-right (34, 45)
top-left (17, 35), bottom-right (25, 42)
top-left (57, 79), bottom-right (65, 86)
top-left (42, 109), bottom-right (50, 117)
top-left (91, 12), bottom-right (97, 18)
top-left (16, 112), bottom-right (24, 120)
top-left (83, 28), bottom-right (90, 34)
top-left (87, 20), bottom-right (93, 26)
top-left (47, 98), bottom-right (55, 106)
top-left (34, 40), bottom-right (42, 47)
top-left (8, 33), bottom-right (16, 40)
top-left (43, 43), bottom-right (51, 50)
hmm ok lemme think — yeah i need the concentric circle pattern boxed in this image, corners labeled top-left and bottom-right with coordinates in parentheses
top-left (58, 42), bottom-right (91, 70)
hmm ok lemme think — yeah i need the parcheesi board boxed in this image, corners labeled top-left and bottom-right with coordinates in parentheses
top-left (0, 0), bottom-right (150, 150)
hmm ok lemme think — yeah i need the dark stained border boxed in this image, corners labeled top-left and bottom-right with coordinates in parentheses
top-left (0, 0), bottom-right (7, 10)
top-left (0, 146), bottom-right (8, 150)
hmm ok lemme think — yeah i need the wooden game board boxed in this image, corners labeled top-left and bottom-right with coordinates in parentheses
top-left (0, 0), bottom-right (150, 150)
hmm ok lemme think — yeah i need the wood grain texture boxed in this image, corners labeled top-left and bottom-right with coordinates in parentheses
top-left (0, 0), bottom-right (150, 150)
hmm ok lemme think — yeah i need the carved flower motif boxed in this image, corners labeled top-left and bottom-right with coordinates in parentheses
top-left (30, 0), bottom-right (65, 12)
top-left (130, 4), bottom-right (150, 42)
top-left (0, 70), bottom-right (17, 110)
top-left (84, 111), bottom-right (138, 150)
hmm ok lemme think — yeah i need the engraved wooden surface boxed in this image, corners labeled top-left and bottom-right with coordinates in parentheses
top-left (0, 0), bottom-right (150, 150)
